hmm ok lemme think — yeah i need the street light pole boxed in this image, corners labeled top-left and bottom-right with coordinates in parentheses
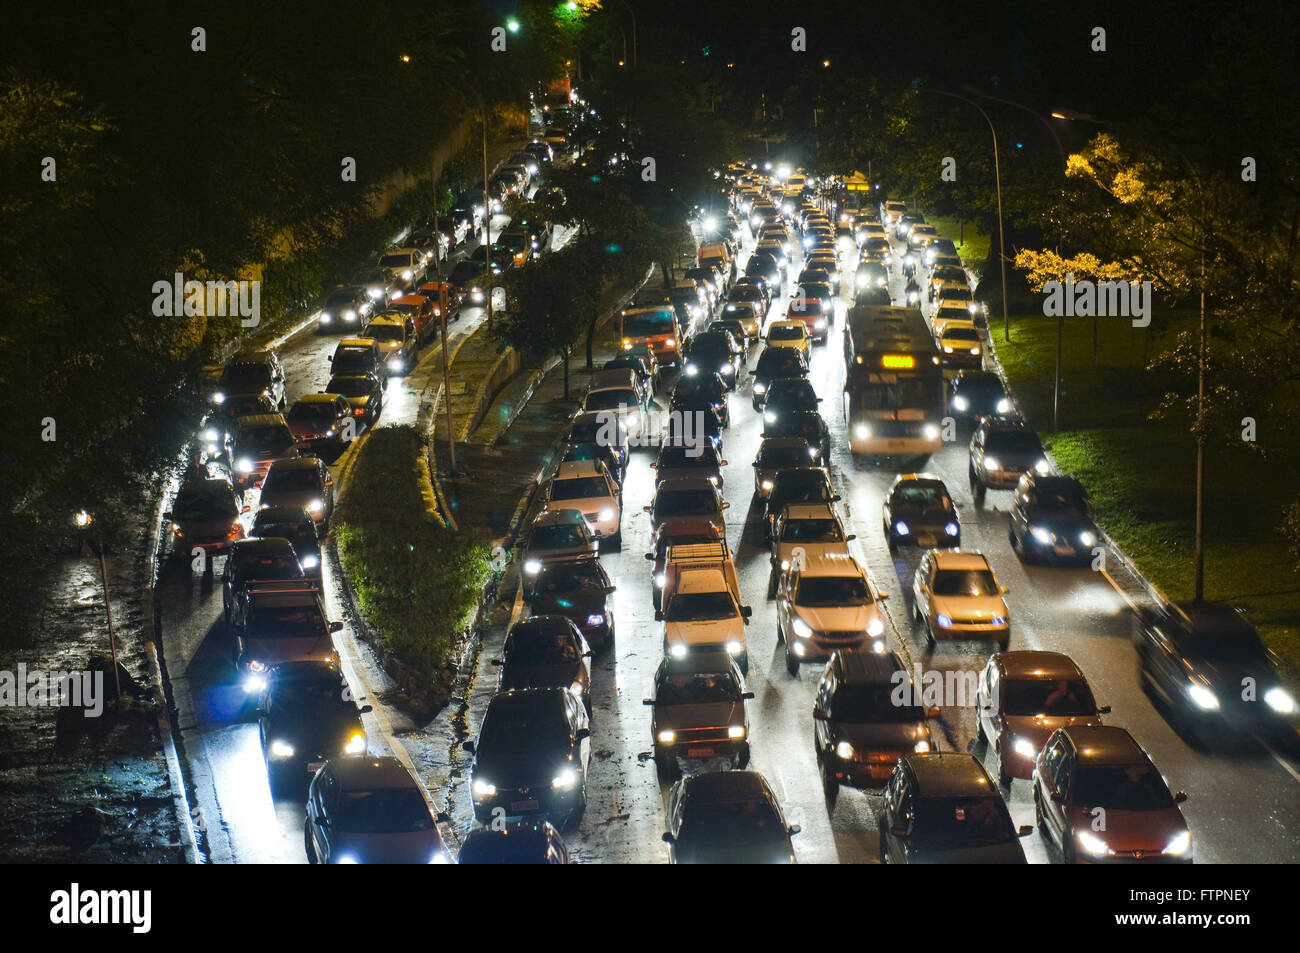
top-left (483, 94), bottom-right (493, 335)
top-left (918, 88), bottom-right (1010, 342)
top-left (75, 511), bottom-right (121, 700)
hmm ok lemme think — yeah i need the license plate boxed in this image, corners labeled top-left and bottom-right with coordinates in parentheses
top-left (1054, 544), bottom-right (1075, 555)
top-left (687, 747), bottom-right (716, 759)
top-left (307, 762), bottom-right (323, 774)
top-left (868, 765), bottom-right (893, 778)
top-left (887, 440), bottom-right (905, 450)
top-left (915, 534), bottom-right (936, 546)
top-left (510, 800), bottom-right (540, 813)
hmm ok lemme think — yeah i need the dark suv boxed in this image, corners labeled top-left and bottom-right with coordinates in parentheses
top-left (216, 350), bottom-right (286, 410)
top-left (968, 418), bottom-right (1049, 504)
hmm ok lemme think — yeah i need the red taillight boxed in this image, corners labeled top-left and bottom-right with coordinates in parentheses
top-left (353, 408), bottom-right (364, 416)
top-left (228, 522), bottom-right (243, 539)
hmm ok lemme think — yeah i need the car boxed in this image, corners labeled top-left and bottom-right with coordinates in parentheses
top-left (214, 350), bottom-right (286, 410)
top-left (883, 474), bottom-right (961, 552)
top-left (949, 370), bottom-right (1014, 421)
top-left (785, 295), bottom-right (831, 342)
top-left (936, 284), bottom-right (977, 315)
top-left (895, 211), bottom-right (925, 241)
top-left (752, 437), bottom-right (822, 501)
top-left (969, 418), bottom-right (1051, 504)
top-left (259, 660), bottom-right (368, 792)
top-left (764, 320), bottom-right (812, 361)
top-left (928, 264), bottom-right (969, 299)
top-left (204, 391), bottom-right (278, 452)
top-left (225, 413), bottom-right (299, 494)
top-left (349, 267), bottom-right (403, 307)
top-left (166, 477), bottom-right (244, 563)
top-left (912, 549), bottom-right (1011, 650)
top-left (449, 260), bottom-right (489, 305)
top-left (329, 337), bottom-right (388, 388)
top-left (977, 650), bottom-right (1109, 788)
top-left (853, 286), bottom-right (893, 308)
top-left (581, 373), bottom-right (649, 440)
top-left (543, 459), bottom-right (622, 548)
top-left (683, 330), bottom-right (742, 387)
top-left (466, 688), bottom-right (591, 829)
top-left (744, 254), bottom-right (783, 297)
top-left (763, 467), bottom-right (837, 541)
top-left (710, 317), bottom-right (751, 354)
top-left (324, 373), bottom-right (384, 428)
top-left (644, 519), bottom-right (725, 612)
top-left (645, 477), bottom-right (730, 543)
top-left (651, 441), bottom-right (727, 488)
top-left (1008, 474), bottom-right (1100, 565)
top-left (776, 552), bottom-right (885, 674)
top-left (761, 376), bottom-right (821, 424)
top-left (492, 615), bottom-right (592, 711)
top-left (456, 821), bottom-right (570, 864)
top-left (924, 238), bottom-right (959, 267)
top-left (878, 753), bottom-right (1031, 864)
top-left (768, 502), bottom-right (855, 595)
top-left (762, 409), bottom-right (831, 462)
top-left (671, 372), bottom-right (729, 427)
top-left (524, 556), bottom-right (616, 651)
top-left (1034, 725), bottom-right (1191, 864)
top-left (1136, 601), bottom-right (1299, 747)
top-left (317, 287), bottom-right (374, 334)
top-left (646, 652), bottom-right (752, 780)
top-left (228, 579), bottom-right (341, 690)
top-left (720, 300), bottom-right (762, 339)
top-left (602, 353), bottom-right (657, 394)
top-left (376, 248), bottom-right (425, 290)
top-left (304, 756), bottom-right (449, 864)
top-left (258, 457), bottom-right (334, 533)
top-left (662, 771), bottom-right (799, 864)
top-left (564, 411), bottom-right (628, 475)
top-left (799, 280), bottom-right (835, 317)
top-left (933, 302), bottom-right (980, 338)
top-left (249, 505), bottom-right (322, 576)
top-left (495, 229), bottom-right (530, 267)
top-left (750, 347), bottom-right (810, 411)
top-left (935, 322), bottom-right (983, 369)
top-left (860, 236), bottom-right (892, 263)
top-left (732, 276), bottom-right (771, 313)
top-left (221, 537), bottom-right (304, 625)
top-left (362, 314), bottom-right (420, 376)
top-left (519, 509), bottom-right (599, 579)
top-left (814, 650), bottom-right (938, 797)
top-left (284, 394), bottom-right (353, 458)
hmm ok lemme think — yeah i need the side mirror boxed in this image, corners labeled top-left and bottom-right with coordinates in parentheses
top-left (490, 658), bottom-right (503, 666)
top-left (720, 460), bottom-right (728, 467)
top-left (1174, 791), bottom-right (1188, 804)
top-left (162, 511), bottom-right (173, 521)
top-left (644, 553), bottom-right (655, 561)
top-left (328, 621), bottom-right (344, 633)
top-left (643, 505), bottom-right (652, 513)
top-left (662, 832), bottom-right (675, 844)
top-left (890, 824), bottom-right (908, 838)
top-left (846, 534), bottom-right (857, 541)
top-left (1050, 791), bottom-right (1065, 804)
top-left (575, 727), bottom-right (590, 741)
top-left (877, 591), bottom-right (889, 601)
top-left (360, 704), bottom-right (374, 714)
top-left (831, 494), bottom-right (842, 502)
top-left (461, 740), bottom-right (475, 754)
top-left (752, 461), bottom-right (760, 467)
top-left (721, 501), bottom-right (731, 509)
top-left (435, 811), bottom-right (451, 825)
top-left (1098, 704), bottom-right (1112, 715)
top-left (643, 698), bottom-right (654, 706)
top-left (742, 691), bottom-right (755, 700)
top-left (741, 605), bottom-right (752, 619)
top-left (655, 610), bottom-right (664, 622)
top-left (812, 707), bottom-right (829, 720)
top-left (999, 585), bottom-right (1010, 594)
top-left (1017, 825), bottom-right (1034, 838)
top-left (788, 824), bottom-right (801, 836)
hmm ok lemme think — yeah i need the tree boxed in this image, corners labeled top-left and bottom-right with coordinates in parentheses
top-left (494, 249), bottom-right (596, 399)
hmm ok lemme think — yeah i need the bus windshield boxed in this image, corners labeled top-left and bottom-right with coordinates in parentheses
top-left (622, 311), bottom-right (675, 338)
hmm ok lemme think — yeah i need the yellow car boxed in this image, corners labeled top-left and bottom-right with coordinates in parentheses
top-left (764, 320), bottom-right (811, 362)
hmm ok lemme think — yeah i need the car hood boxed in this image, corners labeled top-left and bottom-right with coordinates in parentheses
top-left (269, 709), bottom-right (361, 748)
top-left (775, 541), bottom-right (848, 566)
top-left (259, 487), bottom-right (321, 510)
top-left (906, 839), bottom-right (1026, 864)
top-left (242, 633), bottom-right (336, 666)
top-left (529, 593), bottom-right (605, 617)
top-left (1065, 806), bottom-right (1188, 854)
top-left (664, 617), bottom-right (745, 647)
top-left (1003, 713), bottom-right (1103, 748)
top-left (525, 543), bottom-right (596, 565)
top-left (795, 604), bottom-right (879, 633)
top-left (985, 450), bottom-right (1041, 470)
top-left (501, 661), bottom-right (583, 691)
top-left (655, 699), bottom-right (743, 732)
top-left (657, 466), bottom-right (723, 485)
top-left (837, 721), bottom-right (929, 751)
top-left (675, 838), bottom-right (795, 864)
top-left (330, 829), bottom-right (445, 864)
top-left (931, 595), bottom-right (1007, 621)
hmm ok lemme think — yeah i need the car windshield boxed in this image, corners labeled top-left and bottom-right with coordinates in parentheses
top-left (679, 798), bottom-right (785, 846)
top-left (332, 348), bottom-right (375, 374)
top-left (585, 390), bottom-right (637, 411)
top-left (760, 446), bottom-right (816, 468)
top-left (1072, 764), bottom-right (1174, 811)
top-left (479, 701), bottom-right (570, 756)
top-left (337, 788), bottom-right (434, 834)
top-left (221, 364), bottom-right (270, 389)
top-left (568, 418), bottom-right (623, 445)
top-left (1003, 679), bottom-right (1097, 717)
top-left (379, 254), bottom-right (412, 268)
top-left (175, 488), bottom-right (237, 521)
top-left (535, 567), bottom-right (605, 594)
top-left (731, 288), bottom-right (761, 302)
top-left (796, 576), bottom-right (870, 607)
top-left (896, 486), bottom-right (951, 511)
top-left (324, 293), bottom-right (356, 309)
top-left (252, 521), bottom-right (315, 550)
top-left (237, 426), bottom-right (295, 456)
top-left (958, 377), bottom-right (1005, 398)
top-left (658, 447), bottom-right (719, 469)
top-left (932, 569), bottom-right (999, 597)
top-left (834, 685), bottom-right (924, 722)
top-left (757, 352), bottom-right (805, 377)
top-left (665, 591), bottom-right (737, 622)
top-left (287, 404), bottom-right (335, 425)
top-left (914, 797), bottom-right (1015, 845)
top-left (510, 633), bottom-right (580, 664)
top-left (944, 328), bottom-right (980, 342)
top-left (235, 553), bottom-right (300, 580)
top-left (246, 607), bottom-right (324, 638)
top-left (768, 326), bottom-right (805, 341)
top-left (986, 432), bottom-right (1043, 455)
top-left (781, 519), bottom-right (843, 543)
top-left (263, 467), bottom-right (320, 494)
top-left (365, 324), bottom-right (404, 341)
top-left (939, 288), bottom-right (973, 302)
top-left (773, 472), bottom-right (831, 501)
top-left (657, 673), bottom-right (739, 704)
top-left (327, 377), bottom-right (373, 398)
top-left (623, 313), bottom-right (674, 337)
top-left (550, 477), bottom-right (609, 501)
top-left (530, 524), bottom-right (587, 549)
top-left (657, 490), bottom-right (720, 517)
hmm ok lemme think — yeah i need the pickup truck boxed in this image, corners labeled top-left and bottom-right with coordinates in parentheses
top-left (228, 579), bottom-right (341, 693)
top-left (655, 542), bottom-right (751, 673)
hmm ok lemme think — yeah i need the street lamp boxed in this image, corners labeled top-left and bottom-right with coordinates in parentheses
top-left (917, 88), bottom-right (1010, 342)
top-left (74, 510), bottom-right (122, 700)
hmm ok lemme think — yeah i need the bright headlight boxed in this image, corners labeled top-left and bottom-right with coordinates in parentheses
top-left (752, 382), bottom-right (767, 394)
top-left (952, 395), bottom-right (969, 411)
top-left (854, 424), bottom-right (870, 439)
top-left (725, 640), bottom-right (742, 655)
top-left (914, 740), bottom-right (931, 753)
top-left (657, 730), bottom-right (676, 744)
top-left (598, 508), bottom-right (615, 522)
top-left (1079, 531), bottom-right (1096, 546)
top-left (764, 411), bottom-right (777, 424)
top-left (1013, 737), bottom-right (1036, 759)
top-left (720, 363), bottom-right (735, 374)
top-left (402, 269), bottom-right (413, 279)
top-left (551, 768), bottom-right (578, 790)
top-left (569, 680), bottom-right (584, 696)
top-left (586, 613), bottom-right (605, 627)
top-left (387, 357), bottom-right (403, 370)
top-left (202, 428), bottom-right (219, 442)
top-left (1265, 687), bottom-right (1298, 714)
top-left (1187, 683), bottom-right (1220, 710)
top-left (236, 458), bottom-right (254, 474)
top-left (944, 522), bottom-right (960, 537)
top-left (922, 424), bottom-right (939, 440)
top-left (269, 740), bottom-right (295, 759)
top-left (728, 725), bottom-right (745, 739)
top-left (944, 345), bottom-right (954, 354)
top-left (212, 391), bottom-right (226, 404)
top-left (524, 559), bottom-right (542, 575)
top-left (429, 852), bottom-right (450, 864)
top-left (1163, 830), bottom-right (1192, 857)
top-left (1076, 830), bottom-right (1114, 856)
top-left (894, 521), bottom-right (909, 536)
top-left (669, 644), bottom-right (687, 658)
top-left (867, 617), bottom-right (884, 636)
top-left (835, 741), bottom-right (854, 760)
top-left (936, 614), bottom-right (953, 628)
top-left (791, 617), bottom-right (813, 639)
top-left (996, 398), bottom-right (1012, 414)
top-left (472, 779), bottom-right (496, 798)
top-left (301, 554), bottom-right (319, 569)
top-left (308, 499), bottom-right (325, 514)
top-left (983, 456), bottom-right (1001, 471)
top-left (1030, 526), bottom-right (1052, 545)
top-left (654, 573), bottom-right (666, 588)
top-left (1034, 459), bottom-right (1052, 475)
top-left (345, 732), bottom-right (366, 755)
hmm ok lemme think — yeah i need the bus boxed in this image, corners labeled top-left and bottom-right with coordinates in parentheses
top-left (620, 304), bottom-right (682, 365)
top-left (842, 305), bottom-right (944, 457)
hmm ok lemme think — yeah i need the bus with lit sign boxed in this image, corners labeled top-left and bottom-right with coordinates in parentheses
top-left (842, 305), bottom-right (943, 456)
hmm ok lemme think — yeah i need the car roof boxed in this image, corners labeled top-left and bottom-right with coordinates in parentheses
top-left (795, 551), bottom-right (865, 578)
top-left (532, 509), bottom-right (588, 528)
top-left (903, 752), bottom-right (996, 797)
top-left (929, 549), bottom-right (993, 570)
top-left (835, 649), bottom-right (908, 686)
top-left (554, 459), bottom-right (605, 480)
top-left (996, 650), bottom-right (1085, 680)
top-left (267, 456), bottom-right (321, 472)
top-left (233, 413), bottom-right (287, 429)
top-left (780, 502), bottom-right (838, 521)
top-left (253, 505), bottom-right (313, 522)
top-left (889, 473), bottom-right (947, 491)
top-left (229, 537), bottom-right (296, 556)
top-left (294, 393), bottom-right (342, 405)
top-left (329, 756), bottom-right (420, 790)
top-left (1058, 725), bottom-right (1146, 762)
top-left (366, 314), bottom-right (405, 327)
top-left (681, 770), bottom-right (771, 802)
top-left (656, 476), bottom-right (718, 492)
top-left (658, 651), bottom-right (739, 678)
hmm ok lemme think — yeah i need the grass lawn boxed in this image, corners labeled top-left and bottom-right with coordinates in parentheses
top-left (928, 215), bottom-right (991, 274)
top-left (995, 311), bottom-right (1300, 677)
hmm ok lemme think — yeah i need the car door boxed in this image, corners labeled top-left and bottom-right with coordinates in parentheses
top-left (1010, 484), bottom-right (1031, 543)
top-left (308, 765), bottom-right (337, 862)
top-left (977, 660), bottom-right (1000, 741)
top-left (912, 553), bottom-right (933, 622)
top-left (1038, 736), bottom-right (1070, 846)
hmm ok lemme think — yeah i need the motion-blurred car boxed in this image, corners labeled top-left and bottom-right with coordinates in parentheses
top-left (912, 549), bottom-right (1010, 650)
top-left (259, 660), bottom-right (368, 791)
top-left (882, 474), bottom-right (961, 552)
top-left (646, 651), bottom-right (752, 780)
top-left (305, 756), bottom-right (449, 864)
top-left (1008, 474), bottom-right (1100, 565)
top-left (663, 771), bottom-right (799, 864)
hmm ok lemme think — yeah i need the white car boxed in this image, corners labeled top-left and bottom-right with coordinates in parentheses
top-left (880, 200), bottom-right (907, 226)
top-left (582, 381), bottom-right (648, 439)
top-left (543, 460), bottom-right (623, 548)
top-left (776, 552), bottom-right (888, 675)
top-left (911, 549), bottom-right (1010, 649)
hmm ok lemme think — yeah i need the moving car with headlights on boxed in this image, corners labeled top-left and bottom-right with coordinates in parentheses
top-left (362, 314), bottom-right (419, 376)
top-left (750, 346), bottom-right (809, 411)
top-left (646, 477), bottom-right (730, 543)
top-left (466, 687), bottom-right (591, 830)
top-left (214, 349), bottom-right (286, 410)
top-left (1034, 725), bottom-right (1191, 864)
top-left (328, 337), bottom-right (388, 389)
top-left (492, 615), bottom-right (592, 712)
top-left (259, 660), bottom-right (368, 792)
top-left (777, 552), bottom-right (886, 675)
top-left (221, 537), bottom-right (304, 626)
top-left (882, 473), bottom-right (960, 552)
top-left (764, 320), bottom-right (812, 361)
top-left (651, 441), bottom-right (727, 488)
top-left (968, 417), bottom-right (1050, 505)
top-left (657, 542), bottom-right (751, 673)
top-left (166, 477), bottom-right (244, 563)
top-left (524, 556), bottom-right (616, 651)
top-left (977, 650), bottom-right (1110, 787)
top-left (285, 394), bottom-right (353, 458)
top-left (325, 373), bottom-right (384, 427)
top-left (519, 509), bottom-right (599, 580)
top-left (912, 549), bottom-right (1010, 650)
top-left (763, 467), bottom-right (837, 542)
top-left (814, 650), bottom-right (938, 798)
top-left (317, 286), bottom-right (374, 334)
top-left (305, 756), bottom-right (449, 864)
top-left (543, 459), bottom-right (622, 548)
top-left (225, 413), bottom-right (299, 496)
top-left (229, 580), bottom-right (342, 693)
top-left (259, 457), bottom-right (334, 533)
top-left (1008, 474), bottom-right (1100, 565)
top-left (768, 502), bottom-right (854, 597)
top-left (250, 506), bottom-right (321, 576)
top-left (752, 437), bottom-right (822, 501)
top-left (646, 651), bottom-right (752, 781)
top-left (948, 370), bottom-right (1013, 422)
top-left (663, 771), bottom-right (799, 864)
top-left (878, 752), bottom-right (1031, 864)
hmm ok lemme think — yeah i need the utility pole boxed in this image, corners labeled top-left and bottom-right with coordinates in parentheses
top-left (483, 95), bottom-right (493, 334)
